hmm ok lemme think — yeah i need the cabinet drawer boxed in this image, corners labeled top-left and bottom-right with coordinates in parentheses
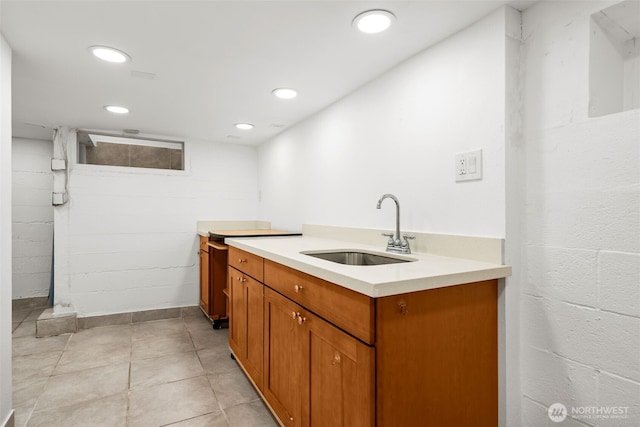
top-left (199, 236), bottom-right (209, 253)
top-left (264, 259), bottom-right (374, 344)
top-left (229, 247), bottom-right (264, 282)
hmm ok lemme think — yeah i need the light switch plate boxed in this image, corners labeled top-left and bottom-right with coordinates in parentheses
top-left (455, 149), bottom-right (482, 182)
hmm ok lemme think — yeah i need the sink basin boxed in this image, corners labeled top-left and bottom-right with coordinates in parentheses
top-left (302, 250), bottom-right (414, 266)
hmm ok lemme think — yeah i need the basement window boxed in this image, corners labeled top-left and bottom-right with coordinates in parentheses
top-left (589, 0), bottom-right (640, 117)
top-left (77, 131), bottom-right (184, 171)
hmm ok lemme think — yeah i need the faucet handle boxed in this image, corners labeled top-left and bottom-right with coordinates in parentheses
top-left (382, 232), bottom-right (395, 244)
top-left (401, 234), bottom-right (415, 248)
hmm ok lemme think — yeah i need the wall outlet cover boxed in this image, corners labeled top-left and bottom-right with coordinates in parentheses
top-left (455, 149), bottom-right (483, 182)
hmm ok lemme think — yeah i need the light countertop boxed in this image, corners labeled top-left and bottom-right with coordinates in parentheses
top-left (226, 235), bottom-right (512, 298)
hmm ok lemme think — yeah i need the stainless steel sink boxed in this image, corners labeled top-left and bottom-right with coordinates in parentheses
top-left (302, 250), bottom-right (414, 266)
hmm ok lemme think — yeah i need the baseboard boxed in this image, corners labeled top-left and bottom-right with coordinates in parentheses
top-left (77, 305), bottom-right (202, 330)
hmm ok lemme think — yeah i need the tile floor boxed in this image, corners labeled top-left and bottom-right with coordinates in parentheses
top-left (11, 304), bottom-right (278, 427)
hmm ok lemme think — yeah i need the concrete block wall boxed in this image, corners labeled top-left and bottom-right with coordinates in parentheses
top-left (521, 2), bottom-right (640, 426)
top-left (53, 132), bottom-right (259, 317)
top-left (11, 137), bottom-right (53, 299)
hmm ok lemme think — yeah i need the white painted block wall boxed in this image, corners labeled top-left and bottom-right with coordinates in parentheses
top-left (12, 137), bottom-right (53, 299)
top-left (0, 30), bottom-right (13, 427)
top-left (53, 135), bottom-right (259, 317)
top-left (521, 2), bottom-right (640, 426)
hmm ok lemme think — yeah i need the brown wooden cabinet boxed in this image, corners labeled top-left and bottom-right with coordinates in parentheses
top-left (228, 266), bottom-right (264, 389)
top-left (198, 236), bottom-right (210, 314)
top-left (263, 288), bottom-right (374, 427)
top-left (228, 246), bottom-right (498, 427)
top-left (199, 236), bottom-right (228, 324)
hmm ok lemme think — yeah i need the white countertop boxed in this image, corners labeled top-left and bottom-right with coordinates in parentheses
top-left (226, 235), bottom-right (512, 298)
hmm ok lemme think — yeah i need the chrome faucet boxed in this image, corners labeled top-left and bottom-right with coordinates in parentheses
top-left (376, 193), bottom-right (414, 254)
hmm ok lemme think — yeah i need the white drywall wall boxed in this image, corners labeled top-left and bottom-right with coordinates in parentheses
top-left (521, 1), bottom-right (640, 426)
top-left (258, 8), bottom-right (508, 238)
top-left (53, 133), bottom-right (259, 317)
top-left (0, 29), bottom-right (13, 427)
top-left (12, 137), bottom-right (53, 299)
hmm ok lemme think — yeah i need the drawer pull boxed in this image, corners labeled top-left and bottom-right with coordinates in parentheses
top-left (238, 258), bottom-right (246, 263)
top-left (294, 284), bottom-right (303, 293)
top-left (297, 315), bottom-right (306, 325)
top-left (291, 311), bottom-right (298, 320)
top-left (237, 276), bottom-right (247, 283)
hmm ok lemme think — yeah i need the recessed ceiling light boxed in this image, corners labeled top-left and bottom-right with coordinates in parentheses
top-left (90, 46), bottom-right (131, 63)
top-left (104, 105), bottom-right (130, 114)
top-left (234, 123), bottom-right (254, 130)
top-left (352, 10), bottom-right (395, 34)
top-left (272, 88), bottom-right (298, 99)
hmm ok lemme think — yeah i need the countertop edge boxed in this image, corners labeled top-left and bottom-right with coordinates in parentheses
top-left (226, 236), bottom-right (512, 298)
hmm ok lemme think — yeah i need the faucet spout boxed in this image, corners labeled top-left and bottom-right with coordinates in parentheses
top-left (376, 193), bottom-right (401, 247)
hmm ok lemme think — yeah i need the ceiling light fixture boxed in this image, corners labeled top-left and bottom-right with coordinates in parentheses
top-left (352, 10), bottom-right (395, 34)
top-left (104, 105), bottom-right (130, 114)
top-left (272, 88), bottom-right (298, 99)
top-left (234, 123), bottom-right (254, 130)
top-left (90, 46), bottom-right (131, 63)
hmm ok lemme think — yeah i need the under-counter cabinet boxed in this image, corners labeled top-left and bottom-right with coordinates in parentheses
top-left (227, 246), bottom-right (497, 427)
top-left (198, 236), bottom-right (228, 323)
top-left (228, 246), bottom-right (265, 389)
top-left (198, 236), bottom-right (210, 315)
top-left (263, 288), bottom-right (374, 427)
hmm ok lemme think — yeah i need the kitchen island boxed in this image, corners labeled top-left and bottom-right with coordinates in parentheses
top-left (225, 235), bottom-right (511, 427)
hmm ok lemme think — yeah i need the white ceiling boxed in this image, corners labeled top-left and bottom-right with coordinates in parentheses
top-left (1, 0), bottom-right (533, 145)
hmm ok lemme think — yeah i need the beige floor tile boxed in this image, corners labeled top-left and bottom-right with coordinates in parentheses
top-left (65, 324), bottom-right (132, 352)
top-left (53, 344), bottom-right (131, 375)
top-left (132, 332), bottom-right (194, 360)
top-left (128, 376), bottom-right (219, 427)
top-left (12, 321), bottom-right (36, 338)
top-left (34, 362), bottom-right (129, 412)
top-left (27, 392), bottom-right (127, 427)
top-left (130, 351), bottom-right (203, 389)
top-left (208, 369), bottom-right (259, 410)
top-left (12, 309), bottom-right (31, 323)
top-left (223, 400), bottom-right (278, 427)
top-left (13, 351), bottom-right (61, 383)
top-left (12, 334), bottom-right (70, 357)
top-left (24, 309), bottom-right (45, 321)
top-left (189, 328), bottom-right (228, 350)
top-left (13, 404), bottom-right (35, 427)
top-left (132, 318), bottom-right (187, 341)
top-left (164, 410), bottom-right (228, 427)
top-left (183, 316), bottom-right (214, 333)
top-left (12, 377), bottom-right (48, 408)
top-left (198, 346), bottom-right (238, 376)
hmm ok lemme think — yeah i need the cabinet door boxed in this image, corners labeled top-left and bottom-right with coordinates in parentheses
top-left (199, 248), bottom-right (210, 314)
top-left (307, 314), bottom-right (374, 427)
top-left (228, 267), bottom-right (263, 389)
top-left (264, 288), bottom-right (374, 427)
top-left (263, 288), bottom-right (307, 427)
top-left (228, 267), bottom-right (246, 361)
top-left (244, 275), bottom-right (263, 389)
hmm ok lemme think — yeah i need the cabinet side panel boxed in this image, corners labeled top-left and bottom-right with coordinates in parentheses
top-left (376, 280), bottom-right (498, 427)
top-left (209, 245), bottom-right (228, 319)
